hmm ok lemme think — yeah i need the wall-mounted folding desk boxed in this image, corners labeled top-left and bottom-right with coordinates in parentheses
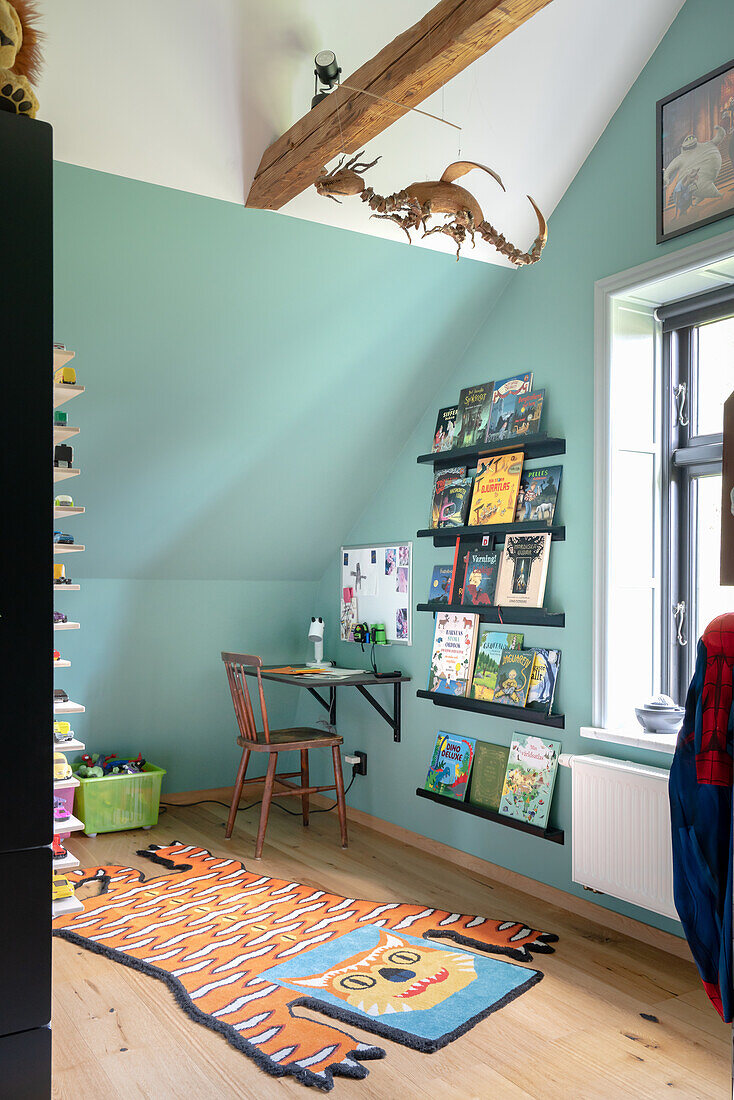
top-left (242, 667), bottom-right (410, 742)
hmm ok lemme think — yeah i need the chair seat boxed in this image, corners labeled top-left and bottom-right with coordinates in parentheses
top-left (237, 727), bottom-right (343, 752)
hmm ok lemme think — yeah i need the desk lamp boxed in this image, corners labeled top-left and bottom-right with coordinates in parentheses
top-left (307, 616), bottom-right (331, 668)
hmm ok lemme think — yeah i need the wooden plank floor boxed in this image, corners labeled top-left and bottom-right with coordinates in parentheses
top-left (52, 800), bottom-right (731, 1099)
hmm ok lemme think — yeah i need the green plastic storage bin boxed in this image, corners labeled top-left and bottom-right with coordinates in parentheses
top-left (72, 763), bottom-right (166, 836)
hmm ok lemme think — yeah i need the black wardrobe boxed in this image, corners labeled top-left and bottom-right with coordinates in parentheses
top-left (0, 111), bottom-right (53, 1096)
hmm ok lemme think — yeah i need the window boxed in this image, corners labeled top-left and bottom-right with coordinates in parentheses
top-left (600, 284), bottom-right (734, 731)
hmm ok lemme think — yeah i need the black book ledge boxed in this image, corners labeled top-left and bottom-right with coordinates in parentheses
top-left (416, 688), bottom-right (565, 729)
top-left (418, 520), bottom-right (565, 548)
top-left (417, 603), bottom-right (565, 628)
top-left (416, 787), bottom-right (564, 844)
top-left (418, 433), bottom-right (566, 467)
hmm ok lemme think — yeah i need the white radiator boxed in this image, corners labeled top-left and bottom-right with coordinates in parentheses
top-left (562, 753), bottom-right (678, 920)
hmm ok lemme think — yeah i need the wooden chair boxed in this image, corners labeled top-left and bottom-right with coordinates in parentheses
top-left (221, 652), bottom-right (348, 859)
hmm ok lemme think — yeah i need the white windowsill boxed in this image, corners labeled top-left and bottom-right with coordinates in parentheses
top-left (580, 726), bottom-right (678, 756)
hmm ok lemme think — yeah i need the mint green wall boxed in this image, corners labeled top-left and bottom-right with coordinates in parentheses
top-left (311, 0), bottom-right (734, 935)
top-left (53, 164), bottom-right (507, 792)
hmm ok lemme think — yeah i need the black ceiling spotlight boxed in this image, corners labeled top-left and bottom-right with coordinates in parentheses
top-left (312, 50), bottom-right (341, 109)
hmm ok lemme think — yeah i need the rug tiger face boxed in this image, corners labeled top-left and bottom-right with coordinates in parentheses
top-left (53, 842), bottom-right (557, 1091)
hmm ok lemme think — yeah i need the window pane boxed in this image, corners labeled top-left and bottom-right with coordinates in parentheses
top-left (606, 588), bottom-right (655, 729)
top-left (695, 316), bottom-right (734, 436)
top-left (694, 474), bottom-right (734, 649)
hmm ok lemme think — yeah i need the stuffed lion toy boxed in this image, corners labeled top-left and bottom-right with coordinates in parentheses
top-left (0, 0), bottom-right (42, 117)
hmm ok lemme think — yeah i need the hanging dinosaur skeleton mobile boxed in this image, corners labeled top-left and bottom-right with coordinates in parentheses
top-left (315, 152), bottom-right (547, 264)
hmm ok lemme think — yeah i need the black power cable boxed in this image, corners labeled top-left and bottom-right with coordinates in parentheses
top-left (161, 767), bottom-right (358, 821)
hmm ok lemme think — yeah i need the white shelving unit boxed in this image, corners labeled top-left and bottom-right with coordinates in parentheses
top-left (53, 347), bottom-right (85, 917)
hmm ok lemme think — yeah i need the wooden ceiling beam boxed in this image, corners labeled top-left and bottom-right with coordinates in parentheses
top-left (246, 0), bottom-right (553, 211)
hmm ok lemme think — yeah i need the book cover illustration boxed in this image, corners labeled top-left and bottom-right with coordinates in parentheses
top-left (449, 537), bottom-right (476, 604)
top-left (430, 466), bottom-right (467, 528)
top-left (457, 382), bottom-right (494, 448)
top-left (340, 596), bottom-right (358, 642)
top-left (469, 452), bottom-right (524, 526)
top-left (494, 533), bottom-right (552, 608)
top-left (461, 547), bottom-right (501, 606)
top-left (428, 612), bottom-right (479, 697)
top-left (432, 406), bottom-right (459, 453)
top-left (498, 734), bottom-right (561, 828)
top-left (491, 373), bottom-right (534, 407)
top-left (486, 392), bottom-right (517, 441)
top-left (492, 649), bottom-right (534, 707)
top-left (514, 466), bottom-right (562, 525)
top-left (512, 390), bottom-right (544, 437)
top-left (527, 649), bottom-right (562, 714)
top-left (469, 741), bottom-right (510, 813)
top-left (434, 478), bottom-right (473, 529)
top-left (424, 732), bottom-right (476, 801)
top-left (428, 565), bottom-right (453, 604)
top-left (470, 627), bottom-right (524, 701)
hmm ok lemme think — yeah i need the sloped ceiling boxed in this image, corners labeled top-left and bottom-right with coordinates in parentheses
top-left (37, 0), bottom-right (684, 265)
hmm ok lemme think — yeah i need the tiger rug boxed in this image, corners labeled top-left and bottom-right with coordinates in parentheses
top-left (53, 842), bottom-right (557, 1090)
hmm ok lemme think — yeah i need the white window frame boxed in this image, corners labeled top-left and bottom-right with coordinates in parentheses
top-left (593, 229), bottom-right (734, 729)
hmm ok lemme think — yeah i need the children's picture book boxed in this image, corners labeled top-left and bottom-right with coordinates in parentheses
top-left (470, 627), bottom-right (524, 701)
top-left (457, 382), bottom-right (494, 448)
top-left (468, 452), bottom-right (524, 526)
top-left (432, 406), bottom-right (459, 453)
top-left (434, 478), bottom-right (473, 529)
top-left (492, 648), bottom-right (535, 707)
top-left (425, 732), bottom-right (476, 801)
top-left (514, 466), bottom-right (562, 525)
top-left (469, 741), bottom-right (510, 813)
top-left (498, 734), bottom-right (561, 829)
top-left (494, 533), bottom-right (552, 608)
top-left (512, 389), bottom-right (544, 437)
top-left (486, 392), bottom-right (517, 441)
top-left (428, 565), bottom-right (453, 604)
top-left (430, 466), bottom-right (467, 528)
top-left (490, 372), bottom-right (534, 408)
top-left (449, 537), bottom-right (476, 604)
top-left (461, 547), bottom-right (501, 606)
top-left (527, 649), bottom-right (562, 714)
top-left (427, 611), bottom-right (479, 697)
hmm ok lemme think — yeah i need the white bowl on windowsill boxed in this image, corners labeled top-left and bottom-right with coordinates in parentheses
top-left (634, 707), bottom-right (684, 734)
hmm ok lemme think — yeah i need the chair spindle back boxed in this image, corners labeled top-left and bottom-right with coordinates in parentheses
top-left (221, 652), bottom-right (270, 744)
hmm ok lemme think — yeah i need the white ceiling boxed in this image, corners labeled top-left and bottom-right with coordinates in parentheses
top-left (36, 0), bottom-right (684, 266)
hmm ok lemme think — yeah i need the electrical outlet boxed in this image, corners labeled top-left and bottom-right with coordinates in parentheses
top-left (354, 750), bottom-right (367, 776)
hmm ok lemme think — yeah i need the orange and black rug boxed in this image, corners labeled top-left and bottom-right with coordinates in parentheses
top-left (53, 842), bottom-right (557, 1090)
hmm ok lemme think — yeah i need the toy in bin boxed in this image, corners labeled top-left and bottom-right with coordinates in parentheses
top-left (73, 754), bottom-right (166, 836)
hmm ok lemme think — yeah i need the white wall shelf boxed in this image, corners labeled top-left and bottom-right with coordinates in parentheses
top-left (53, 543), bottom-right (85, 554)
top-left (54, 584), bottom-right (80, 592)
top-left (53, 425), bottom-right (79, 445)
top-left (53, 349), bottom-right (75, 370)
top-left (53, 850), bottom-right (80, 873)
top-left (54, 700), bottom-right (85, 715)
top-left (54, 776), bottom-right (79, 792)
top-left (55, 738), bottom-right (85, 753)
top-left (54, 506), bottom-right (84, 519)
top-left (580, 725), bottom-right (677, 756)
top-left (54, 622), bottom-right (79, 631)
top-left (54, 659), bottom-right (71, 668)
top-left (56, 812), bottom-right (84, 834)
top-left (52, 894), bottom-right (84, 918)
top-left (53, 383), bottom-right (85, 409)
top-left (53, 468), bottom-right (80, 483)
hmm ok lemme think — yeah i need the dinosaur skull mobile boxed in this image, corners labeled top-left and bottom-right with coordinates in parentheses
top-left (315, 152), bottom-right (547, 264)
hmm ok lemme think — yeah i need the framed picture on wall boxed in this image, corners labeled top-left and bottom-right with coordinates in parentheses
top-left (656, 59), bottom-right (734, 244)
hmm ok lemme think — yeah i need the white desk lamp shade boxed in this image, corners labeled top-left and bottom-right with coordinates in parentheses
top-left (307, 617), bottom-right (326, 666)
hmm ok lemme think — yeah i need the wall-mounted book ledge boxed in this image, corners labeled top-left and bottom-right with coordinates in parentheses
top-left (415, 787), bottom-right (564, 844)
top-left (416, 688), bottom-right (565, 728)
top-left (416, 603), bottom-right (565, 628)
top-left (417, 434), bottom-right (566, 469)
top-left (417, 521), bottom-right (565, 548)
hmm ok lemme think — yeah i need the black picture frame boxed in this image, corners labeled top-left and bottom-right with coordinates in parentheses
top-left (656, 58), bottom-right (734, 244)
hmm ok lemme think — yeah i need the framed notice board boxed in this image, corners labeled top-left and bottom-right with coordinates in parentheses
top-left (341, 542), bottom-right (413, 645)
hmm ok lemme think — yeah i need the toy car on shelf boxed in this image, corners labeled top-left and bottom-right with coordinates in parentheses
top-left (52, 835), bottom-right (68, 861)
top-left (54, 688), bottom-right (69, 704)
top-left (53, 564), bottom-right (72, 584)
top-left (54, 444), bottom-right (74, 468)
top-left (53, 649), bottom-right (61, 661)
top-left (54, 410), bottom-right (67, 426)
top-left (54, 752), bottom-right (72, 781)
top-left (54, 494), bottom-right (74, 508)
top-left (53, 721), bottom-right (73, 743)
top-left (54, 365), bottom-right (77, 385)
top-left (53, 531), bottom-right (74, 545)
top-left (52, 875), bottom-right (74, 901)
top-left (54, 611), bottom-right (67, 624)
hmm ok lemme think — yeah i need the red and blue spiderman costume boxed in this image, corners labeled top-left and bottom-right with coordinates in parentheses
top-left (669, 612), bottom-right (734, 1021)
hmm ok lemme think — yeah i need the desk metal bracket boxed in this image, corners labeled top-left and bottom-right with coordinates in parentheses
top-left (355, 682), bottom-right (402, 742)
top-left (306, 687), bottom-right (337, 727)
